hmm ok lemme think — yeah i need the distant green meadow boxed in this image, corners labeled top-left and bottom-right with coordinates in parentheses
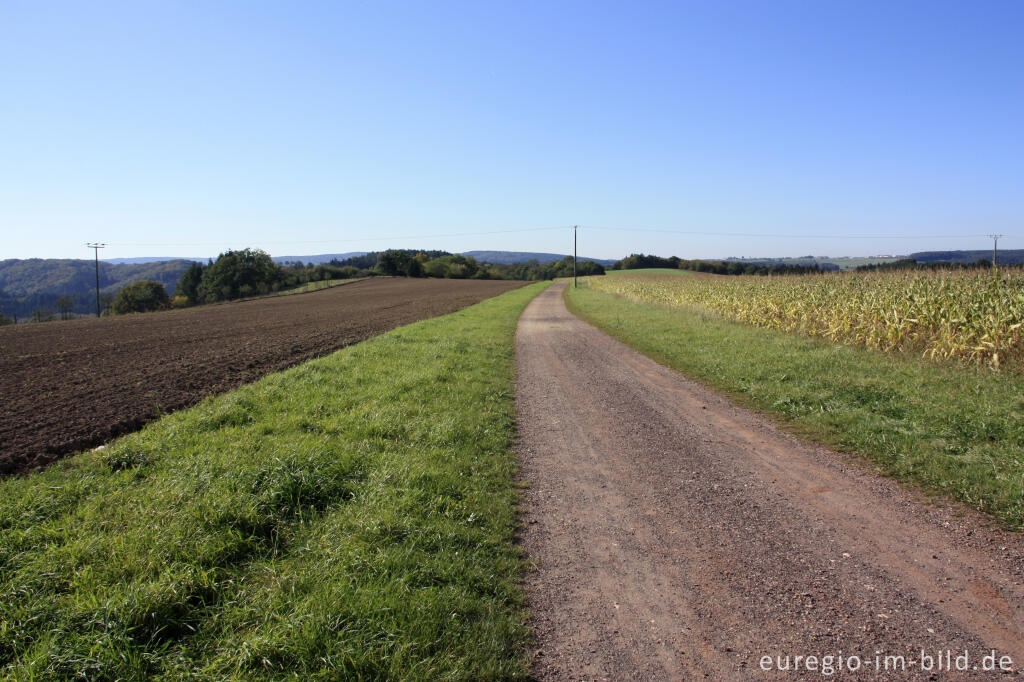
top-left (566, 281), bottom-right (1024, 529)
top-left (730, 256), bottom-right (900, 270)
top-left (1, 282), bottom-right (548, 680)
top-left (605, 268), bottom-right (692, 276)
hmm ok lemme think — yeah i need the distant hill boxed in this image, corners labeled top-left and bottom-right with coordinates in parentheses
top-left (102, 250), bottom-right (615, 268)
top-left (909, 249), bottom-right (1024, 265)
top-left (0, 259), bottom-right (195, 320)
top-left (104, 253), bottom-right (371, 266)
top-left (103, 252), bottom-right (372, 266)
top-left (104, 256), bottom-right (206, 264)
top-left (462, 251), bottom-right (617, 265)
top-left (274, 250), bottom-right (616, 266)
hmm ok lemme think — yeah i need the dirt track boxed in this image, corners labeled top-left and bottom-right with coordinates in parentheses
top-left (0, 277), bottom-right (524, 476)
top-left (516, 283), bottom-right (1024, 680)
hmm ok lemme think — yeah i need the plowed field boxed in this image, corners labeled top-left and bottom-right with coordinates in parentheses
top-left (0, 277), bottom-right (525, 475)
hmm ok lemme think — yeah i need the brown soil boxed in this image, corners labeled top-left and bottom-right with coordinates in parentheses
top-left (516, 283), bottom-right (1024, 680)
top-left (0, 277), bottom-right (524, 476)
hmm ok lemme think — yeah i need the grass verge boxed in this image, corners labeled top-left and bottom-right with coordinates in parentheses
top-left (565, 282), bottom-right (1024, 529)
top-left (1, 282), bottom-right (548, 680)
top-left (247, 277), bottom-right (370, 301)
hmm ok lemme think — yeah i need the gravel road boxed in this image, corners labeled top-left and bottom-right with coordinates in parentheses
top-left (516, 283), bottom-right (1023, 680)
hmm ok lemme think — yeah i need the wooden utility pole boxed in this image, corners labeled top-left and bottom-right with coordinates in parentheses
top-left (573, 225), bottom-right (578, 288)
top-left (988, 234), bottom-right (1004, 269)
top-left (86, 243), bottom-right (106, 316)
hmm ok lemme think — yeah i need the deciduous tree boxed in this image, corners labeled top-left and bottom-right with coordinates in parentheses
top-left (55, 295), bottom-right (76, 320)
top-left (111, 281), bottom-right (171, 314)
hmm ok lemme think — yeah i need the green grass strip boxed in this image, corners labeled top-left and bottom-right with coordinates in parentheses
top-left (1, 282), bottom-right (548, 681)
top-left (264, 277), bottom-right (369, 297)
top-left (565, 283), bottom-right (1024, 529)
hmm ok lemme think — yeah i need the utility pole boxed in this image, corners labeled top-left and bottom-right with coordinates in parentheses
top-left (573, 225), bottom-right (578, 288)
top-left (86, 243), bottom-right (106, 317)
top-left (988, 234), bottom-right (1004, 269)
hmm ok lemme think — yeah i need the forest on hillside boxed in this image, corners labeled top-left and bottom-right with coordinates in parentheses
top-left (0, 259), bottom-right (195, 321)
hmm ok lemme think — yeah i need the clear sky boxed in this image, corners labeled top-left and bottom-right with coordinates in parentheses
top-left (2, 1), bottom-right (1021, 261)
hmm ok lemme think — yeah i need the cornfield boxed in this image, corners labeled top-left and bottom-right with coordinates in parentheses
top-left (588, 270), bottom-right (1024, 370)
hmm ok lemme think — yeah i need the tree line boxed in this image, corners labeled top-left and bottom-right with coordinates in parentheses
top-left (328, 250), bottom-right (606, 281)
top-left (2, 248), bottom-right (608, 320)
top-left (854, 258), bottom-right (1018, 272)
top-left (163, 249), bottom-right (605, 312)
top-left (611, 253), bottom-right (826, 275)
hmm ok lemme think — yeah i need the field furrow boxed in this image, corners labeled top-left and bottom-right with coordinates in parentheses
top-left (0, 278), bottom-right (525, 475)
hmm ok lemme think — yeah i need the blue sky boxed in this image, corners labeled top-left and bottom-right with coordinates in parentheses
top-left (2, 1), bottom-right (1021, 260)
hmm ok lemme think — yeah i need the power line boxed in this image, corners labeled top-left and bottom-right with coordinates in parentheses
top-left (99, 224), bottom-right (1016, 248)
top-left (106, 225), bottom-right (572, 248)
top-left (92, 224), bottom-right (1014, 255)
top-left (582, 226), bottom-right (1011, 240)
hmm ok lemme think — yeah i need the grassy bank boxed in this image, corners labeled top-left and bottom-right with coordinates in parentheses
top-left (565, 282), bottom-right (1024, 529)
top-left (236, 276), bottom-right (370, 302)
top-left (267, 277), bottom-right (369, 297)
top-left (1, 282), bottom-right (547, 680)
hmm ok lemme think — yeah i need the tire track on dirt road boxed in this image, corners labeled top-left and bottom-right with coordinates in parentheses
top-left (516, 283), bottom-right (1023, 680)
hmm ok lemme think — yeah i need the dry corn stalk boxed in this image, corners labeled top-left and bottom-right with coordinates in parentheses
top-left (589, 270), bottom-right (1024, 371)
